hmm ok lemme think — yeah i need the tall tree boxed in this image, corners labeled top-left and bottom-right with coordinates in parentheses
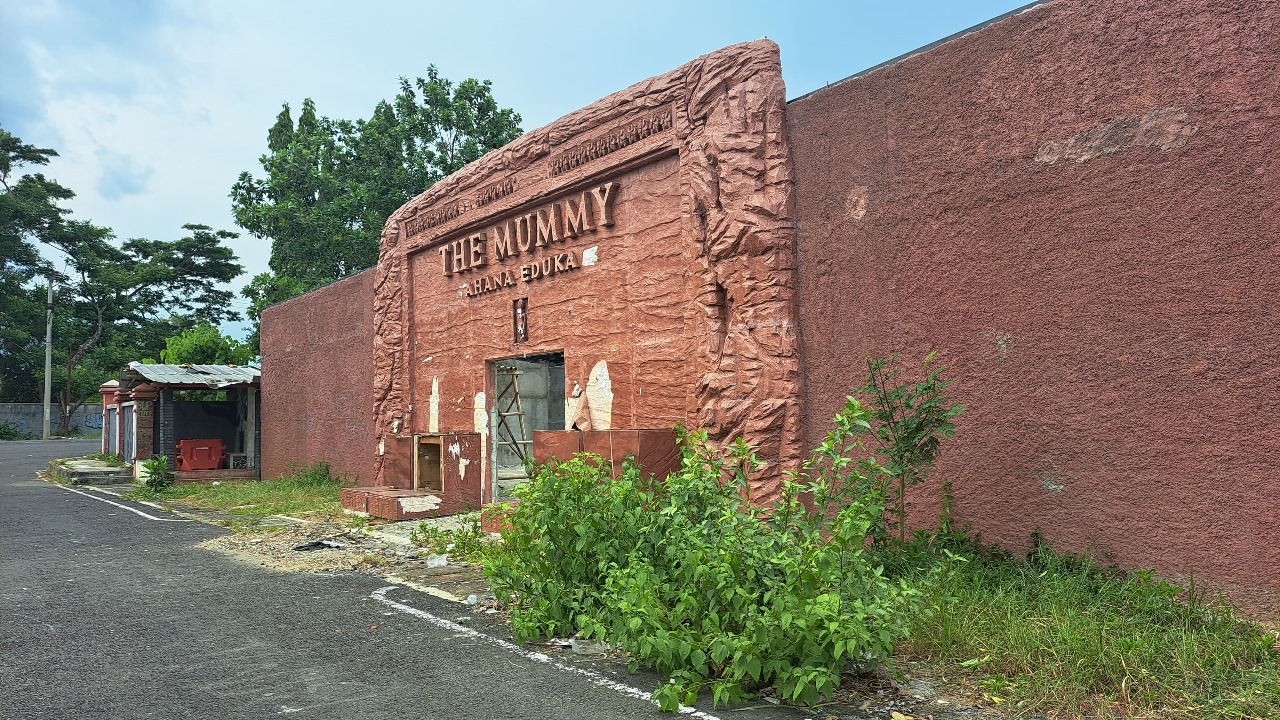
top-left (1, 128), bottom-right (71, 404)
top-left (46, 223), bottom-right (243, 432)
top-left (231, 66), bottom-right (522, 350)
top-left (0, 126), bottom-right (245, 432)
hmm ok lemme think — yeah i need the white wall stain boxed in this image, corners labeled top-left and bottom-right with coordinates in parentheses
top-left (473, 391), bottom-right (489, 503)
top-left (581, 246), bottom-right (599, 266)
top-left (567, 381), bottom-right (582, 430)
top-left (400, 495), bottom-right (442, 512)
top-left (586, 360), bottom-right (613, 430)
top-left (429, 377), bottom-right (440, 433)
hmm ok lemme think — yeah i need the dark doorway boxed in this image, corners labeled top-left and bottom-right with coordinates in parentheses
top-left (490, 353), bottom-right (565, 501)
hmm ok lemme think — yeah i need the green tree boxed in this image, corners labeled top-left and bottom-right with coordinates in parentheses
top-left (159, 322), bottom-right (255, 365)
top-left (231, 66), bottom-right (522, 349)
top-left (45, 223), bottom-right (243, 433)
top-left (1, 126), bottom-right (245, 432)
top-left (0, 129), bottom-right (71, 281)
top-left (1, 129), bottom-right (69, 402)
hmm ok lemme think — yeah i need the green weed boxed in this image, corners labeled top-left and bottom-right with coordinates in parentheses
top-left (88, 452), bottom-right (127, 466)
top-left (141, 455), bottom-right (173, 491)
top-left (127, 462), bottom-right (346, 523)
top-left (901, 533), bottom-right (1280, 719)
top-left (409, 515), bottom-right (489, 563)
top-left (0, 421), bottom-right (31, 440)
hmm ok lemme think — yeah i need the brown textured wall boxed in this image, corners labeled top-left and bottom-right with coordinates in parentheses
top-left (261, 269), bottom-right (376, 485)
top-left (789, 0), bottom-right (1280, 606)
top-left (374, 41), bottom-right (802, 503)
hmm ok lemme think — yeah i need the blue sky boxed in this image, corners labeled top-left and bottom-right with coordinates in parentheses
top-left (3, 0), bottom-right (1033, 337)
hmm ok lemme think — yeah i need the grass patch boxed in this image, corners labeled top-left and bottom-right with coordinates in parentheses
top-left (898, 533), bottom-right (1280, 719)
top-left (409, 515), bottom-right (489, 563)
top-left (126, 462), bottom-right (347, 526)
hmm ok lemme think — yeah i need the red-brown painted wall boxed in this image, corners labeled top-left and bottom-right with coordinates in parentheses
top-left (260, 269), bottom-right (376, 485)
top-left (789, 0), bottom-right (1279, 607)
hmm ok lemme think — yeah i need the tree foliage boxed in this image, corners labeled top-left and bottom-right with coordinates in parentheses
top-left (0, 126), bottom-right (244, 432)
top-left (2, 132), bottom-right (70, 276)
top-left (231, 66), bottom-right (522, 349)
top-left (159, 322), bottom-right (255, 366)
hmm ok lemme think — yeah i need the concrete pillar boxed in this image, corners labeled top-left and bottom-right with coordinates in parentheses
top-left (245, 387), bottom-right (257, 468)
top-left (98, 380), bottom-right (118, 455)
top-left (130, 382), bottom-right (157, 460)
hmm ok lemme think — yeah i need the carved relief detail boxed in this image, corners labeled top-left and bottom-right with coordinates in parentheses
top-left (373, 41), bottom-right (801, 502)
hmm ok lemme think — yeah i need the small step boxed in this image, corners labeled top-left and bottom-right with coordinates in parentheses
top-left (48, 459), bottom-right (133, 485)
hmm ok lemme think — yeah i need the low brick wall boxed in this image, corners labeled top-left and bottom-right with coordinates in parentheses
top-left (0, 403), bottom-right (103, 438)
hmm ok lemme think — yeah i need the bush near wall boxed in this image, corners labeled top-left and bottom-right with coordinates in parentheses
top-left (484, 400), bottom-right (944, 710)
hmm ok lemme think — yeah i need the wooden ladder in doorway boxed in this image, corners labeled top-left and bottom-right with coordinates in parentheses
top-left (493, 365), bottom-right (531, 462)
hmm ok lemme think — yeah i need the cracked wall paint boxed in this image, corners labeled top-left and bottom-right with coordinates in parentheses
top-left (585, 360), bottom-right (613, 431)
top-left (473, 392), bottom-right (489, 504)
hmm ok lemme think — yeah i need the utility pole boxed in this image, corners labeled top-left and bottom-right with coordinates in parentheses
top-left (42, 278), bottom-right (53, 440)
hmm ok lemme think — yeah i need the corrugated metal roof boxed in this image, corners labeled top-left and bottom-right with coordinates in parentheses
top-left (124, 362), bottom-right (260, 388)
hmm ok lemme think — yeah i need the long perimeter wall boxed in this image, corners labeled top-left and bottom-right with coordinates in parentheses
top-left (260, 269), bottom-right (376, 485)
top-left (789, 0), bottom-right (1279, 608)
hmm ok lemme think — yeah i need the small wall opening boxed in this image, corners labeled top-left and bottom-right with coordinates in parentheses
top-left (414, 435), bottom-right (444, 491)
top-left (490, 352), bottom-right (566, 501)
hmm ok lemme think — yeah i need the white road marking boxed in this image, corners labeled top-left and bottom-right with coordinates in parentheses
top-left (370, 586), bottom-right (724, 720)
top-left (57, 485), bottom-right (192, 522)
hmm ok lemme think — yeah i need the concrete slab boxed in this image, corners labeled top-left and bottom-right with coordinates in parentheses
top-left (48, 457), bottom-right (133, 485)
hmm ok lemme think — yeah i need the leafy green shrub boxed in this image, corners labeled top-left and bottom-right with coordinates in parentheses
top-left (485, 399), bottom-right (942, 711)
top-left (0, 421), bottom-right (31, 440)
top-left (141, 455), bottom-right (173, 492)
top-left (410, 515), bottom-right (488, 562)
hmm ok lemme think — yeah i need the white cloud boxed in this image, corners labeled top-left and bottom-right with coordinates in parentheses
top-left (6, 0), bottom-right (1032, 340)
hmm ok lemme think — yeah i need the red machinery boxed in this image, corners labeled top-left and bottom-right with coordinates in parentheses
top-left (175, 439), bottom-right (224, 471)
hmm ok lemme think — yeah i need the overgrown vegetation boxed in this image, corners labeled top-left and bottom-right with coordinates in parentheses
top-left (482, 353), bottom-right (1280, 717)
top-left (410, 515), bottom-right (489, 563)
top-left (0, 421), bottom-right (30, 440)
top-left (88, 451), bottom-right (126, 465)
top-left (904, 533), bottom-right (1280, 719)
top-left (128, 462), bottom-right (345, 527)
top-left (857, 352), bottom-right (964, 545)
top-left (141, 454), bottom-right (173, 491)
top-left (485, 397), bottom-right (941, 711)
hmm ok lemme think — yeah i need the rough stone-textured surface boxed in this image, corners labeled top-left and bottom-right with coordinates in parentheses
top-left (261, 269), bottom-right (376, 485)
top-left (788, 0), bottom-right (1280, 605)
top-left (374, 41), bottom-right (801, 503)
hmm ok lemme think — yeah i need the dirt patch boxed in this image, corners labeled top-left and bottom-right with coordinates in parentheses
top-left (198, 522), bottom-right (492, 604)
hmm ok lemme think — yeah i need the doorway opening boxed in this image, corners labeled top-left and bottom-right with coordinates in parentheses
top-left (490, 352), bottom-right (565, 502)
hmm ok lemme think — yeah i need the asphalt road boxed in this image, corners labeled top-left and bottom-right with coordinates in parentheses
top-left (0, 440), bottom-right (778, 720)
